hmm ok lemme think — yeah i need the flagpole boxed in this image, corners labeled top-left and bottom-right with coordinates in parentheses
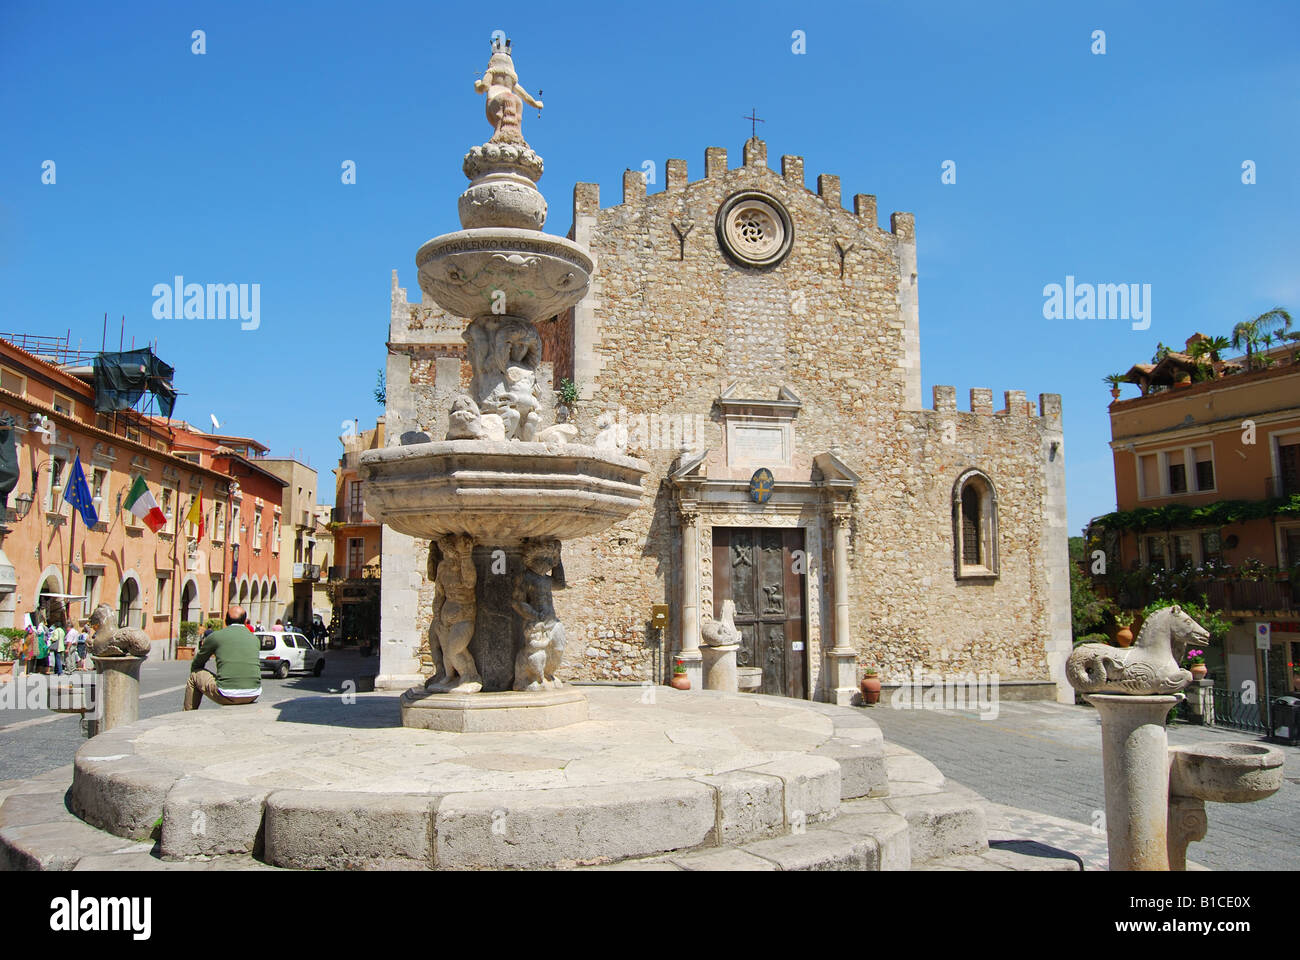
top-left (67, 473), bottom-right (77, 606)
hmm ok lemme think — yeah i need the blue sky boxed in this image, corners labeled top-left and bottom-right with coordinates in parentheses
top-left (2, 0), bottom-right (1297, 532)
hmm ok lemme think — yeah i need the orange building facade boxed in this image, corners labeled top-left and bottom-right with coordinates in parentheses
top-left (1095, 337), bottom-right (1300, 697)
top-left (0, 340), bottom-right (234, 654)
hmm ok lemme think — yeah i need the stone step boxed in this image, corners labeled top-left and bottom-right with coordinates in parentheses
top-left (588, 783), bottom-right (984, 871)
top-left (914, 840), bottom-right (1084, 872)
top-left (0, 779), bottom-right (155, 871)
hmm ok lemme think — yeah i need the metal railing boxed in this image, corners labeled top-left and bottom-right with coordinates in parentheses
top-left (1208, 686), bottom-right (1268, 734)
top-left (1266, 475), bottom-right (1300, 498)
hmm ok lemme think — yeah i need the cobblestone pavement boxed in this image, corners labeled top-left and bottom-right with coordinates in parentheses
top-left (0, 648), bottom-right (378, 781)
top-left (866, 698), bottom-right (1300, 871)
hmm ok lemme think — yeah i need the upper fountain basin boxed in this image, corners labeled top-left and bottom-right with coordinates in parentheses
top-left (416, 228), bottom-right (593, 324)
top-left (357, 439), bottom-right (648, 543)
top-left (1168, 742), bottom-right (1285, 804)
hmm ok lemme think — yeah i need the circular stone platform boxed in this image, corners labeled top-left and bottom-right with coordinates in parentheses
top-left (69, 687), bottom-right (892, 870)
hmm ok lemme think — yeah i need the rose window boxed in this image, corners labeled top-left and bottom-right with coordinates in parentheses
top-left (716, 192), bottom-right (793, 268)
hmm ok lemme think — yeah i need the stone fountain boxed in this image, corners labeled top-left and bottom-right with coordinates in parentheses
top-left (359, 38), bottom-right (648, 732)
top-left (1067, 605), bottom-right (1285, 870)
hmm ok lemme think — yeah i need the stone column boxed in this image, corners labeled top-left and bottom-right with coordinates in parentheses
top-left (677, 503), bottom-right (702, 692)
top-left (90, 656), bottom-right (145, 735)
top-left (827, 510), bottom-right (859, 706)
top-left (702, 643), bottom-right (739, 693)
top-left (1089, 693), bottom-right (1179, 870)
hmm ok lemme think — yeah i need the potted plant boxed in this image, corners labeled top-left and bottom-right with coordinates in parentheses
top-left (859, 667), bottom-right (881, 705)
top-left (0, 631), bottom-right (15, 679)
top-left (1113, 616), bottom-right (1137, 647)
top-left (670, 658), bottom-right (690, 690)
top-left (176, 621), bottom-right (200, 661)
top-left (1103, 373), bottom-right (1124, 400)
top-left (1184, 648), bottom-right (1208, 681)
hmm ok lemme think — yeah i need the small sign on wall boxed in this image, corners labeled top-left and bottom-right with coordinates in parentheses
top-left (651, 604), bottom-right (669, 628)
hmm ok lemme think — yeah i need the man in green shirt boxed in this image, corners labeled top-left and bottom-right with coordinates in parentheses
top-left (184, 604), bottom-right (262, 710)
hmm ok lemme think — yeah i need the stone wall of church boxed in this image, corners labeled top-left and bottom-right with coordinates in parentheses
top-left (547, 139), bottom-right (1070, 696)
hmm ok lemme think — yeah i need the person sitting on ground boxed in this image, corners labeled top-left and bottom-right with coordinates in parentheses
top-left (184, 604), bottom-right (262, 711)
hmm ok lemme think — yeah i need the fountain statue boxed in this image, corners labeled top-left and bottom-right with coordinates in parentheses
top-left (359, 38), bottom-right (648, 731)
top-left (1066, 605), bottom-right (1285, 870)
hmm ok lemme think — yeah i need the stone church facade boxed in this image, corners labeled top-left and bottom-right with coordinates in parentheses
top-left (378, 137), bottom-right (1073, 704)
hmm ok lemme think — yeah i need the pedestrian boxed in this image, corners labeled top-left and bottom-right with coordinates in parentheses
top-left (64, 622), bottom-right (81, 672)
top-left (50, 620), bottom-right (67, 676)
top-left (183, 604), bottom-right (262, 711)
top-left (15, 628), bottom-right (31, 676)
top-left (76, 620), bottom-right (88, 670)
top-left (272, 619), bottom-right (284, 632)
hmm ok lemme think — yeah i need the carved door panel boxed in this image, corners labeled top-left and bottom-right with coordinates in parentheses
top-left (711, 527), bottom-right (807, 699)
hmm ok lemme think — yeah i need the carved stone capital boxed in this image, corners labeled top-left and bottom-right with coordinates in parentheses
top-left (678, 502), bottom-right (699, 527)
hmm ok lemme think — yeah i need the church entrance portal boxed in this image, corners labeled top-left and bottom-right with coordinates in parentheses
top-left (711, 527), bottom-right (807, 699)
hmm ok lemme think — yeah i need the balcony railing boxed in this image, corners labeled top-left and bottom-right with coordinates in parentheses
top-left (293, 562), bottom-right (321, 582)
top-left (1098, 572), bottom-right (1299, 614)
top-left (1266, 476), bottom-right (1300, 498)
top-left (327, 563), bottom-right (380, 582)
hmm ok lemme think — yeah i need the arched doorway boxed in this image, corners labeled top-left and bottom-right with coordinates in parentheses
top-left (118, 577), bottom-right (141, 629)
top-left (249, 581), bottom-right (261, 628)
top-left (269, 581), bottom-right (279, 625)
top-left (180, 579), bottom-right (199, 623)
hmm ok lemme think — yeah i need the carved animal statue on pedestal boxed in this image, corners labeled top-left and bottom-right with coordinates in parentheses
top-left (1066, 604), bottom-right (1206, 696)
top-left (700, 599), bottom-right (742, 648)
top-left (86, 602), bottom-right (152, 658)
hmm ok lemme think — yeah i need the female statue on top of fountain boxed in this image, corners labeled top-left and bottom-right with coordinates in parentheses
top-left (475, 38), bottom-right (543, 145)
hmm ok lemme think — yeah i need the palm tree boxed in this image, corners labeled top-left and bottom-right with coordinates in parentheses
top-left (1233, 308), bottom-right (1292, 370)
top-left (1190, 334), bottom-right (1232, 377)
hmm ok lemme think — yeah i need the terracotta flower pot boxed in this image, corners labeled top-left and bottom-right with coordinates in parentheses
top-left (1190, 664), bottom-right (1208, 680)
top-left (670, 673), bottom-right (690, 691)
top-left (0, 660), bottom-right (13, 679)
top-left (1114, 625), bottom-right (1134, 648)
top-left (176, 645), bottom-right (196, 662)
top-left (859, 675), bottom-right (881, 705)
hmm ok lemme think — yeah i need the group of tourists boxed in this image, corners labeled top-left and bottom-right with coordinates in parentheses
top-left (10, 617), bottom-right (90, 676)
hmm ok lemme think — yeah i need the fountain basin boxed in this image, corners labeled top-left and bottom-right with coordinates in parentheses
top-left (1168, 742), bottom-right (1285, 804)
top-left (415, 228), bottom-right (593, 324)
top-left (358, 439), bottom-right (648, 543)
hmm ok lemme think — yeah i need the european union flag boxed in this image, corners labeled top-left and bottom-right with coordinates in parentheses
top-left (63, 453), bottom-right (99, 527)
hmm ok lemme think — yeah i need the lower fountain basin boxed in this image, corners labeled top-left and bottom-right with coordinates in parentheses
top-left (1168, 742), bottom-right (1285, 803)
top-left (357, 439), bottom-right (648, 543)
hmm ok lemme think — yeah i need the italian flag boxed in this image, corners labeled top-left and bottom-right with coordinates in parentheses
top-left (123, 474), bottom-right (167, 533)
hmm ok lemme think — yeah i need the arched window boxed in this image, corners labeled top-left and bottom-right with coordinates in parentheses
top-left (953, 470), bottom-right (998, 579)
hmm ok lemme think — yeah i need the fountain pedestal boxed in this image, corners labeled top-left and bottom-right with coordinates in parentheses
top-left (1088, 694), bottom-right (1179, 871)
top-left (400, 686), bottom-right (588, 732)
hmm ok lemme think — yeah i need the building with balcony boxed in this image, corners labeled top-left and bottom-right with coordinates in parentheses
top-left (1090, 331), bottom-right (1300, 698)
top-left (0, 336), bottom-right (235, 654)
top-left (329, 418), bottom-right (383, 643)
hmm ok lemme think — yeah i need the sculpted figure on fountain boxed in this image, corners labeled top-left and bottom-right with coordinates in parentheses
top-left (475, 38), bottom-right (543, 145)
top-left (511, 538), bottom-right (566, 691)
top-left (425, 533), bottom-right (482, 693)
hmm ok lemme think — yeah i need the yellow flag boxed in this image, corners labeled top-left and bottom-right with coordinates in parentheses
top-left (185, 492), bottom-right (204, 539)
